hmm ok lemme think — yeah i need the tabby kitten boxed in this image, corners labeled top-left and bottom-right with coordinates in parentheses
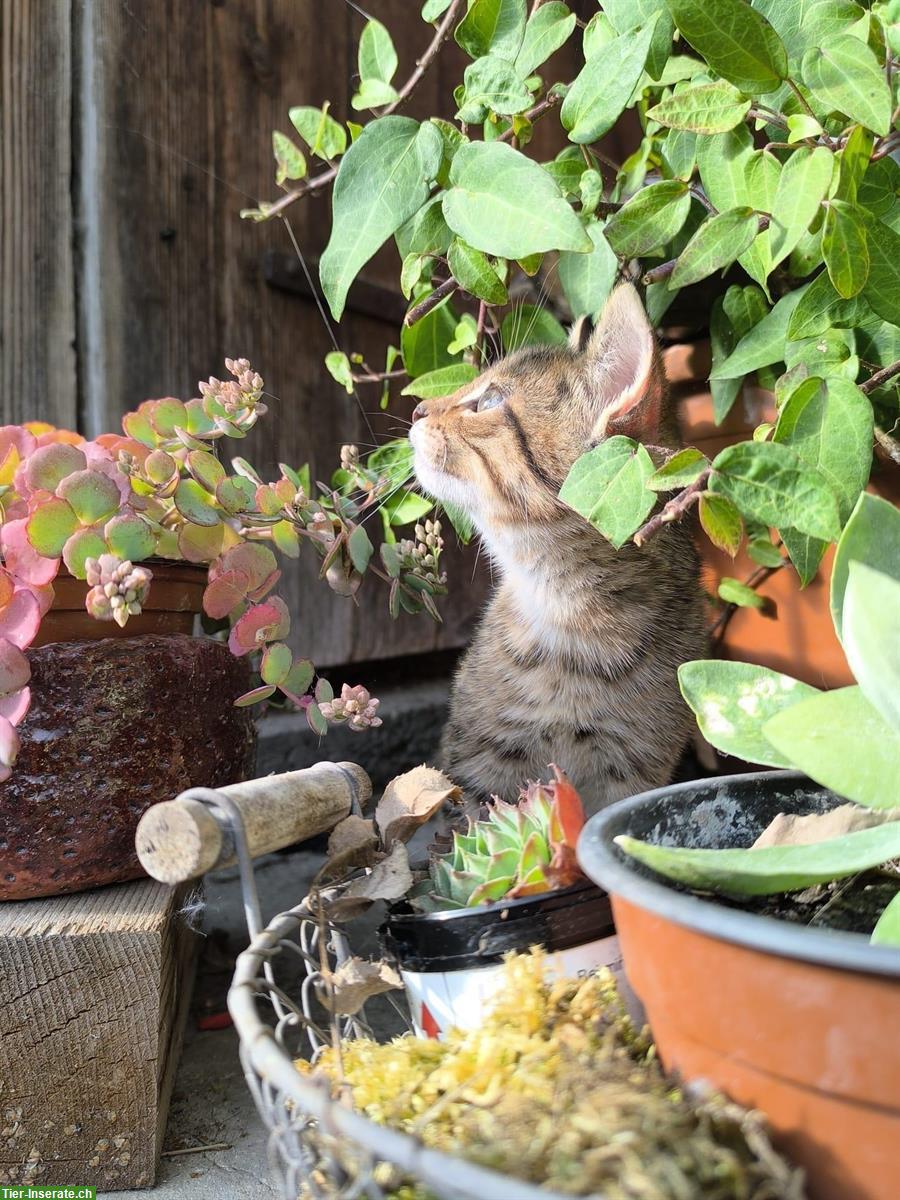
top-left (409, 283), bottom-right (707, 814)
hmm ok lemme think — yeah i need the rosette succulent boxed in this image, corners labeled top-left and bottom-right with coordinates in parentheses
top-left (0, 360), bottom-right (443, 779)
top-left (413, 766), bottom-right (588, 912)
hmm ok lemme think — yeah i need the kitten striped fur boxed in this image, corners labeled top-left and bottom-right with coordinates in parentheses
top-left (409, 284), bottom-right (707, 815)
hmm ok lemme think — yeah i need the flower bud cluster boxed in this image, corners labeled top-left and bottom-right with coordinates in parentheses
top-left (319, 683), bottom-right (382, 732)
top-left (398, 518), bottom-right (446, 587)
top-left (84, 554), bottom-right (153, 628)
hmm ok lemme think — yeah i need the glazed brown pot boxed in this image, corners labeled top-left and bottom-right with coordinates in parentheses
top-left (667, 342), bottom-right (900, 690)
top-left (578, 772), bottom-right (900, 1200)
top-left (1, 564), bottom-right (256, 900)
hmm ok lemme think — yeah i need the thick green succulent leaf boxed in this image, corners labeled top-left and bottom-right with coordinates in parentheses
top-left (320, 118), bottom-right (442, 320)
top-left (831, 493), bottom-right (900, 641)
top-left (559, 436), bottom-right (655, 550)
top-left (26, 498), bottom-right (79, 558)
top-left (668, 0), bottom-right (787, 93)
top-left (678, 660), bottom-right (818, 768)
top-left (104, 514), bottom-right (155, 562)
top-left (62, 528), bottom-right (107, 579)
top-left (560, 18), bottom-right (658, 143)
top-left (442, 141), bottom-right (591, 258)
top-left (56, 470), bottom-right (120, 525)
top-left (763, 687), bottom-right (900, 809)
top-left (871, 892), bottom-right (900, 947)
top-left (615, 823), bottom-right (900, 896)
top-left (842, 563), bottom-right (900, 731)
top-left (174, 479), bottom-right (220, 527)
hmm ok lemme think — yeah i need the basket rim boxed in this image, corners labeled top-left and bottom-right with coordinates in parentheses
top-left (227, 899), bottom-right (575, 1200)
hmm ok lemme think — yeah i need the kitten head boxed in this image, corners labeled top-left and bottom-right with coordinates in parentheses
top-left (409, 283), bottom-right (667, 531)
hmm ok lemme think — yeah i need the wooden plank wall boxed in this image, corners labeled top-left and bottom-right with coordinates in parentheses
top-left (0, 0), bottom-right (610, 667)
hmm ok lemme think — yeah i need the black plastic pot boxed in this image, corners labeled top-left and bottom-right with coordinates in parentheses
top-left (382, 881), bottom-right (617, 1037)
top-left (577, 769), bottom-right (900, 1200)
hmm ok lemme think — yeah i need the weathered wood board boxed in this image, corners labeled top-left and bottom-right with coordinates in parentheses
top-left (0, 878), bottom-right (196, 1189)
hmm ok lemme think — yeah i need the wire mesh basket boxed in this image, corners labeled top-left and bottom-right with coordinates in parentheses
top-left (163, 769), bottom-right (567, 1200)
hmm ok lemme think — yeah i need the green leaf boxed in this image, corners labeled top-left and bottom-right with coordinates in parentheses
top-left (857, 156), bottom-right (900, 218)
top-left (831, 493), bottom-right (900, 641)
top-left (422, 0), bottom-right (453, 19)
top-left (358, 18), bottom-right (398, 84)
top-left (747, 536), bottom-right (784, 567)
top-left (615, 823), bottom-right (900, 896)
top-left (647, 81), bottom-right (751, 134)
top-left (26, 498), bottom-right (79, 558)
top-left (801, 36), bottom-right (891, 135)
top-left (289, 104), bottom-right (347, 160)
top-left (401, 363), bottom-right (479, 399)
top-left (786, 113), bottom-right (824, 142)
top-left (764, 686), bottom-right (900, 809)
top-left (401, 290), bottom-right (459, 377)
top-left (843, 562), bottom-right (900, 730)
top-left (669, 207), bottom-right (759, 289)
top-left (787, 269), bottom-right (870, 339)
top-left (260, 642), bottom-right (293, 687)
top-left (836, 124), bottom-right (874, 204)
top-left (709, 284), bottom-right (768, 422)
top-left (718, 576), bottom-right (766, 608)
top-left (862, 218), bottom-right (900, 325)
top-left (699, 492), bottom-right (744, 555)
top-left (455, 54), bottom-right (533, 122)
top-left (384, 488), bottom-right (433, 527)
top-left (347, 524), bottom-right (374, 574)
top-left (773, 376), bottom-right (873, 523)
top-left (514, 2), bottom-right (576, 77)
top-left (272, 131), bottom-right (306, 186)
top-left (696, 126), bottom-right (772, 292)
top-left (442, 502), bottom-right (475, 544)
top-left (455, 0), bottom-right (527, 61)
top-left (352, 79), bottom-right (400, 112)
top-left (660, 127), bottom-right (698, 181)
top-left (559, 436), bottom-right (655, 549)
top-left (871, 891), bottom-right (900, 947)
top-left (447, 238), bottom-right (509, 304)
top-left (823, 200), bottom-right (869, 298)
top-left (647, 447), bottom-right (708, 491)
top-left (603, 180), bottom-right (691, 257)
top-left (601, 0), bottom-right (674, 79)
top-left (174, 479), bottom-right (219, 527)
top-left (560, 18), bottom-right (659, 144)
top-left (582, 12), bottom-right (617, 59)
top-left (769, 145), bottom-right (834, 267)
top-left (447, 313), bottom-right (479, 354)
top-left (710, 440), bottom-right (841, 542)
top-left (443, 141), bottom-right (590, 258)
top-left (320, 118), bottom-right (442, 320)
top-left (679, 660), bottom-right (819, 768)
top-left (325, 350), bottom-right (354, 394)
top-left (500, 305), bottom-right (567, 350)
top-left (709, 287), bottom-right (807, 380)
top-left (396, 195), bottom-right (453, 260)
top-left (558, 221), bottom-right (617, 319)
top-left (668, 0), bottom-right (787, 93)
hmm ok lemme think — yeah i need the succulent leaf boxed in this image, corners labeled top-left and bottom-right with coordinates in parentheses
top-left (105, 513), bottom-right (155, 562)
top-left (24, 444), bottom-right (87, 493)
top-left (27, 497), bottom-right (79, 557)
top-left (56, 469), bottom-right (121, 525)
top-left (468, 876), bottom-right (516, 906)
top-left (62, 528), bottom-right (108, 579)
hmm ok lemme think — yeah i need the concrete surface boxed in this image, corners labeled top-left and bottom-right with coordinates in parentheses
top-left (101, 678), bottom-right (447, 1200)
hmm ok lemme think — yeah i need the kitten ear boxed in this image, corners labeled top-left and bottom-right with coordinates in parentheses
top-left (568, 315), bottom-right (594, 353)
top-left (583, 283), bottom-right (662, 443)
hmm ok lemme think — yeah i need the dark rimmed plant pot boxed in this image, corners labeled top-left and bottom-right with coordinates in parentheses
top-left (577, 770), bottom-right (900, 1200)
top-left (382, 880), bottom-right (618, 1038)
top-left (1, 563), bottom-right (255, 901)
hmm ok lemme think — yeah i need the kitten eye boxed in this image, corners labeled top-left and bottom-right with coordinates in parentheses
top-left (476, 386), bottom-right (505, 413)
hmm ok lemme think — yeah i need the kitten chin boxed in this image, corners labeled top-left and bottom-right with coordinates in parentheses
top-left (408, 284), bottom-right (708, 813)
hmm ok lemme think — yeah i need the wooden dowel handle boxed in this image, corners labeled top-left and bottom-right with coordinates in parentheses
top-left (135, 762), bottom-right (371, 884)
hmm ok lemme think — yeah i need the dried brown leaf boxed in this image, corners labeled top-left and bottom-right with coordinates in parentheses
top-left (325, 841), bottom-right (414, 922)
top-left (752, 803), bottom-right (900, 849)
top-left (321, 815), bottom-right (379, 881)
top-left (375, 764), bottom-right (462, 847)
top-left (319, 956), bottom-right (402, 1015)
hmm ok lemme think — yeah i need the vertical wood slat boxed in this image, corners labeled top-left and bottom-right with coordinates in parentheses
top-left (0, 0), bottom-right (77, 427)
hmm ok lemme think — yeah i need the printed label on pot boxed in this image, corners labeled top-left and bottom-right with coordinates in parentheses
top-left (402, 933), bottom-right (624, 1039)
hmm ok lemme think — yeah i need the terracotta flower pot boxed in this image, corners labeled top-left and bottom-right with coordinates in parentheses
top-left (1, 562), bottom-right (256, 900)
top-left (667, 342), bottom-right (900, 690)
top-left (578, 771), bottom-right (900, 1200)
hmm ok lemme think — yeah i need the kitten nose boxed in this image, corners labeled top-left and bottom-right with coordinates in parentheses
top-left (411, 403), bottom-right (427, 423)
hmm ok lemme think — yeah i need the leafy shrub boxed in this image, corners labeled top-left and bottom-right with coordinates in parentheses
top-left (255, 0), bottom-right (900, 600)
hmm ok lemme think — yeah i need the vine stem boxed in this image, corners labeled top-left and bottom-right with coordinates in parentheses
top-left (351, 368), bottom-right (408, 384)
top-left (860, 358), bottom-right (900, 394)
top-left (404, 277), bottom-right (459, 326)
top-left (633, 469), bottom-right (711, 547)
top-left (259, 0), bottom-right (464, 221)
